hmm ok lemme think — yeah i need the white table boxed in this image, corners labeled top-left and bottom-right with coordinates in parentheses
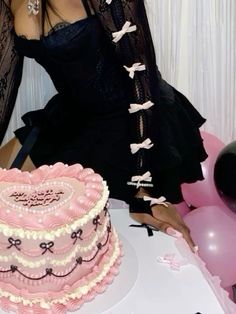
top-left (1, 206), bottom-right (235, 314)
top-left (78, 207), bottom-right (235, 314)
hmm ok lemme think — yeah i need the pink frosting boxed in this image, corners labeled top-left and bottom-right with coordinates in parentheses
top-left (0, 255), bottom-right (122, 314)
top-left (0, 239), bottom-right (122, 314)
top-left (0, 163), bottom-right (105, 230)
top-left (0, 214), bottom-right (108, 260)
top-left (0, 162), bottom-right (116, 314)
top-left (0, 215), bottom-right (109, 263)
top-left (0, 232), bottom-right (119, 296)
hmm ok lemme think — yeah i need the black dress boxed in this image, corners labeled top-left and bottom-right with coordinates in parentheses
top-left (14, 13), bottom-right (207, 205)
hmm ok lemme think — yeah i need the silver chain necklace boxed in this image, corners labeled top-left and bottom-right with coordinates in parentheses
top-left (27, 0), bottom-right (40, 15)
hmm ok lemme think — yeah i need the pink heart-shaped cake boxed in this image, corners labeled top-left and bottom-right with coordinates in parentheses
top-left (0, 162), bottom-right (122, 314)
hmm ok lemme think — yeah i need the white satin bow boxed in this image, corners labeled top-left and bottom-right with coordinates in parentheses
top-left (130, 138), bottom-right (154, 154)
top-left (143, 196), bottom-right (168, 207)
top-left (128, 100), bottom-right (154, 114)
top-left (131, 171), bottom-right (152, 188)
top-left (123, 62), bottom-right (146, 79)
top-left (112, 21), bottom-right (137, 43)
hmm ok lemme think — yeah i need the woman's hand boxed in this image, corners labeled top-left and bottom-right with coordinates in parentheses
top-left (130, 203), bottom-right (197, 253)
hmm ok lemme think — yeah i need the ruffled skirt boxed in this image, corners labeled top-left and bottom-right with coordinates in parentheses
top-left (15, 82), bottom-right (207, 204)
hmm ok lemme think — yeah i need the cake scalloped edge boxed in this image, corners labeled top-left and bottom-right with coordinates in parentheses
top-left (0, 182), bottom-right (109, 241)
top-left (0, 162), bottom-right (105, 231)
top-left (0, 231), bottom-right (122, 314)
top-left (0, 217), bottom-right (110, 268)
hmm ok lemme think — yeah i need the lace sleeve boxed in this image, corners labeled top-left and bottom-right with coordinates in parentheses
top-left (0, 0), bottom-right (23, 144)
top-left (90, 0), bottom-right (161, 189)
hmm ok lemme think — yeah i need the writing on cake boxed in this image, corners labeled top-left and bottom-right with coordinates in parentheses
top-left (9, 189), bottom-right (64, 208)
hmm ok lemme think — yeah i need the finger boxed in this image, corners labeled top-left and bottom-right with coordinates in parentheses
top-left (165, 227), bottom-right (183, 238)
top-left (144, 214), bottom-right (172, 233)
top-left (150, 208), bottom-right (187, 239)
top-left (169, 218), bottom-right (191, 235)
top-left (130, 212), bottom-right (171, 233)
top-left (151, 204), bottom-right (184, 229)
top-left (130, 213), bottom-right (197, 252)
top-left (178, 224), bottom-right (196, 253)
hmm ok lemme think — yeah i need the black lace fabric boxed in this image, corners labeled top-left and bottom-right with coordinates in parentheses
top-left (0, 0), bottom-right (155, 156)
top-left (0, 0), bottom-right (23, 143)
top-left (89, 0), bottom-right (207, 197)
top-left (90, 0), bottom-right (158, 176)
top-left (0, 0), bottom-right (207, 203)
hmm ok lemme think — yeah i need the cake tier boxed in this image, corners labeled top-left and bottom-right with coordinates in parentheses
top-left (0, 215), bottom-right (111, 293)
top-left (0, 162), bottom-right (104, 230)
top-left (0, 230), bottom-right (122, 314)
top-left (0, 163), bottom-right (122, 313)
top-left (0, 163), bottom-right (110, 294)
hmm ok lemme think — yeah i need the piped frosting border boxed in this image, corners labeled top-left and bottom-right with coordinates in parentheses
top-left (0, 216), bottom-right (111, 268)
top-left (0, 183), bottom-right (108, 240)
top-left (0, 230), bottom-right (121, 313)
top-left (0, 163), bottom-right (105, 231)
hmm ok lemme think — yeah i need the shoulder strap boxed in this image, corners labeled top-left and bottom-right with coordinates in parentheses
top-left (81, 0), bottom-right (92, 17)
top-left (10, 127), bottom-right (40, 169)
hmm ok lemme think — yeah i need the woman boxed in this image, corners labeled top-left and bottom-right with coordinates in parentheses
top-left (0, 0), bottom-right (207, 251)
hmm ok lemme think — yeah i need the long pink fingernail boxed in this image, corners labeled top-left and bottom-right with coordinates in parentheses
top-left (166, 227), bottom-right (183, 238)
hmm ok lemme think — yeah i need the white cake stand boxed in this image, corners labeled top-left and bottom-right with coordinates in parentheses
top-left (77, 234), bottom-right (139, 314)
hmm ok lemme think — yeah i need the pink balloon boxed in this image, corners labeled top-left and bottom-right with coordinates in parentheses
top-left (184, 205), bottom-right (236, 287)
top-left (182, 131), bottom-right (225, 207)
top-left (174, 201), bottom-right (190, 217)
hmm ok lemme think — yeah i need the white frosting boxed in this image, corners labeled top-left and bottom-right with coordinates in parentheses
top-left (0, 182), bottom-right (108, 240)
top-left (0, 176), bottom-right (86, 214)
top-left (0, 230), bottom-right (121, 308)
top-left (0, 217), bottom-right (110, 268)
top-left (0, 181), bottom-right (74, 213)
